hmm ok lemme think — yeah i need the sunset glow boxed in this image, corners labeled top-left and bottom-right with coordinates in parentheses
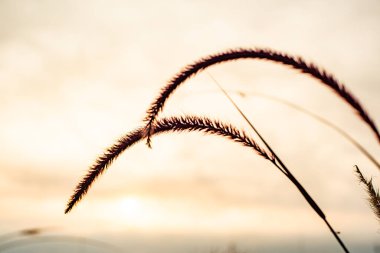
top-left (1, 1), bottom-right (380, 252)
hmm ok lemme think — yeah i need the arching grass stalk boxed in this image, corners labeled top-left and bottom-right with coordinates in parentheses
top-left (243, 91), bottom-right (380, 170)
top-left (208, 72), bottom-right (349, 253)
top-left (65, 115), bottom-right (349, 252)
top-left (190, 88), bottom-right (380, 170)
top-left (0, 227), bottom-right (48, 244)
top-left (143, 48), bottom-right (379, 147)
top-left (0, 235), bottom-right (121, 253)
top-left (65, 115), bottom-right (274, 214)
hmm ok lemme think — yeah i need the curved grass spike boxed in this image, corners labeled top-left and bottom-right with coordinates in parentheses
top-left (355, 165), bottom-right (380, 223)
top-left (65, 115), bottom-right (274, 214)
top-left (65, 115), bottom-right (349, 252)
top-left (143, 48), bottom-right (379, 146)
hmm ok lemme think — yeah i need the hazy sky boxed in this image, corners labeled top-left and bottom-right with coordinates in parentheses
top-left (0, 1), bottom-right (379, 252)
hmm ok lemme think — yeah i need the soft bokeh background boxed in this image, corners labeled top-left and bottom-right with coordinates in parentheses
top-left (0, 0), bottom-right (379, 252)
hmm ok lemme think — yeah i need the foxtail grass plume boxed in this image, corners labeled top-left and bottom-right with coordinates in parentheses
top-left (65, 115), bottom-right (273, 213)
top-left (65, 115), bottom-right (349, 252)
top-left (143, 48), bottom-right (379, 147)
top-left (355, 165), bottom-right (380, 223)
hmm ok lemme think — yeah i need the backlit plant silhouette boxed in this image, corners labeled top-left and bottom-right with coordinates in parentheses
top-left (355, 166), bottom-right (380, 223)
top-left (65, 47), bottom-right (380, 253)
